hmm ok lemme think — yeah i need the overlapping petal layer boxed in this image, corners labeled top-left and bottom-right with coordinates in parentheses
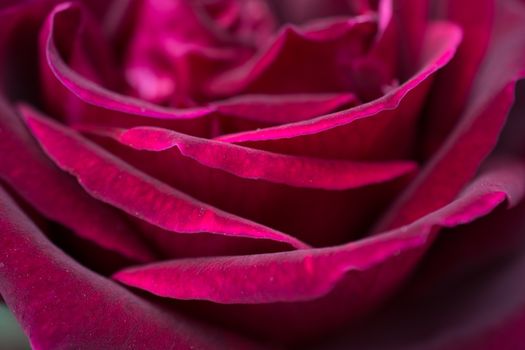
top-left (0, 186), bottom-right (258, 350)
top-left (375, 0), bottom-right (525, 232)
top-left (79, 123), bottom-right (415, 247)
top-left (0, 97), bottom-right (153, 263)
top-left (113, 159), bottom-right (525, 342)
top-left (22, 105), bottom-right (309, 250)
top-left (216, 22), bottom-right (461, 163)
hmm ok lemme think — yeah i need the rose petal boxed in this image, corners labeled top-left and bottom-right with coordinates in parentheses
top-left (114, 159), bottom-right (523, 302)
top-left (0, 97), bottom-right (153, 262)
top-left (212, 93), bottom-right (357, 124)
top-left (390, 0), bottom-right (429, 79)
top-left (327, 197), bottom-right (525, 350)
top-left (80, 125), bottom-right (414, 248)
top-left (206, 16), bottom-right (377, 97)
top-left (375, 0), bottom-right (525, 231)
top-left (112, 159), bottom-right (525, 343)
top-left (124, 0), bottom-right (275, 104)
top-left (269, 0), bottom-right (356, 24)
top-left (21, 105), bottom-right (309, 250)
top-left (81, 125), bottom-right (416, 191)
top-left (423, 0), bottom-right (494, 156)
top-left (0, 185), bottom-right (258, 350)
top-left (40, 3), bottom-right (214, 134)
top-left (216, 22), bottom-right (461, 162)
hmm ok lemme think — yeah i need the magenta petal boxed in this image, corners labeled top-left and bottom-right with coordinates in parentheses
top-left (212, 93), bottom-right (357, 124)
top-left (423, 0), bottom-right (494, 156)
top-left (113, 159), bottom-right (525, 304)
top-left (334, 196), bottom-right (525, 349)
top-left (123, 0), bottom-right (275, 104)
top-left (40, 3), bottom-right (214, 130)
top-left (375, 0), bottom-right (525, 231)
top-left (426, 253), bottom-right (525, 350)
top-left (0, 186), bottom-right (257, 349)
top-left (0, 98), bottom-right (153, 263)
top-left (391, 0), bottom-right (429, 79)
top-left (78, 126), bottom-right (414, 248)
top-left (21, 105), bottom-right (309, 250)
top-left (110, 160), bottom-right (525, 344)
top-left (215, 22), bottom-right (461, 161)
top-left (45, 35), bottom-right (213, 119)
top-left (206, 16), bottom-right (377, 96)
top-left (81, 125), bottom-right (416, 190)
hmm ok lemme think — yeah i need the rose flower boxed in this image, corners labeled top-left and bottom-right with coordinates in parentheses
top-left (1, 0), bottom-right (525, 349)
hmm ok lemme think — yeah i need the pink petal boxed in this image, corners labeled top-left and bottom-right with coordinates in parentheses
top-left (113, 159), bottom-right (525, 343)
top-left (391, 0), bottom-right (429, 79)
top-left (79, 124), bottom-right (415, 247)
top-left (40, 3), bottom-right (214, 134)
top-left (212, 93), bottom-right (357, 124)
top-left (0, 97), bottom-right (153, 263)
top-left (21, 105), bottom-right (309, 250)
top-left (269, 0), bottom-right (357, 24)
top-left (374, 0), bottom-right (525, 231)
top-left (81, 125), bottom-right (416, 190)
top-left (123, 0), bottom-right (275, 104)
top-left (423, 0), bottom-right (494, 156)
top-left (0, 186), bottom-right (258, 350)
top-left (330, 179), bottom-right (525, 350)
top-left (206, 16), bottom-right (378, 97)
top-left (216, 22), bottom-right (461, 162)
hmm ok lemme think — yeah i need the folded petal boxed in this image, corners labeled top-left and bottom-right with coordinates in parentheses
top-left (80, 124), bottom-right (415, 247)
top-left (375, 0), bottom-right (525, 231)
top-left (390, 0), bottom-right (429, 79)
top-left (124, 0), bottom-right (275, 104)
top-left (0, 186), bottom-right (258, 350)
top-left (423, 0), bottom-right (494, 156)
top-left (217, 22), bottom-right (461, 162)
top-left (327, 187), bottom-right (525, 350)
top-left (40, 3), bottom-right (214, 135)
top-left (113, 159), bottom-right (525, 343)
top-left (206, 16), bottom-right (378, 97)
top-left (0, 97), bottom-right (153, 262)
top-left (212, 93), bottom-right (357, 124)
top-left (82, 125), bottom-right (416, 190)
top-left (21, 105), bottom-right (309, 250)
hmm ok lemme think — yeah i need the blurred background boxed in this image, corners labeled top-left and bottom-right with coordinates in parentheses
top-left (0, 305), bottom-right (30, 350)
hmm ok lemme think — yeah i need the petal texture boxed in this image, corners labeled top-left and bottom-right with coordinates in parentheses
top-left (0, 97), bottom-right (153, 263)
top-left (81, 125), bottom-right (417, 190)
top-left (0, 185), bottom-right (257, 350)
top-left (113, 159), bottom-right (525, 343)
top-left (22, 105), bottom-right (308, 250)
top-left (375, 0), bottom-right (525, 232)
top-left (216, 22), bottom-right (461, 162)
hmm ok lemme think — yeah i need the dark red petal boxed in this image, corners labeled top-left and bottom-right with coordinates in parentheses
top-left (329, 190), bottom-right (525, 350)
top-left (375, 0), bottom-right (525, 231)
top-left (40, 3), bottom-right (214, 133)
top-left (390, 0), bottom-right (429, 79)
top-left (269, 0), bottom-right (356, 24)
top-left (114, 159), bottom-right (523, 303)
top-left (423, 0), bottom-right (494, 156)
top-left (215, 22), bottom-right (461, 162)
top-left (206, 16), bottom-right (377, 96)
top-left (123, 0), bottom-right (275, 104)
top-left (81, 125), bottom-right (416, 190)
top-left (0, 97), bottom-right (153, 262)
top-left (112, 159), bottom-right (525, 342)
top-left (79, 125), bottom-right (414, 248)
top-left (212, 93), bottom-right (357, 124)
top-left (0, 186), bottom-right (258, 349)
top-left (21, 105), bottom-right (309, 250)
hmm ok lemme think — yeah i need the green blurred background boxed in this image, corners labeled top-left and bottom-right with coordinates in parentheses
top-left (0, 305), bottom-right (30, 350)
